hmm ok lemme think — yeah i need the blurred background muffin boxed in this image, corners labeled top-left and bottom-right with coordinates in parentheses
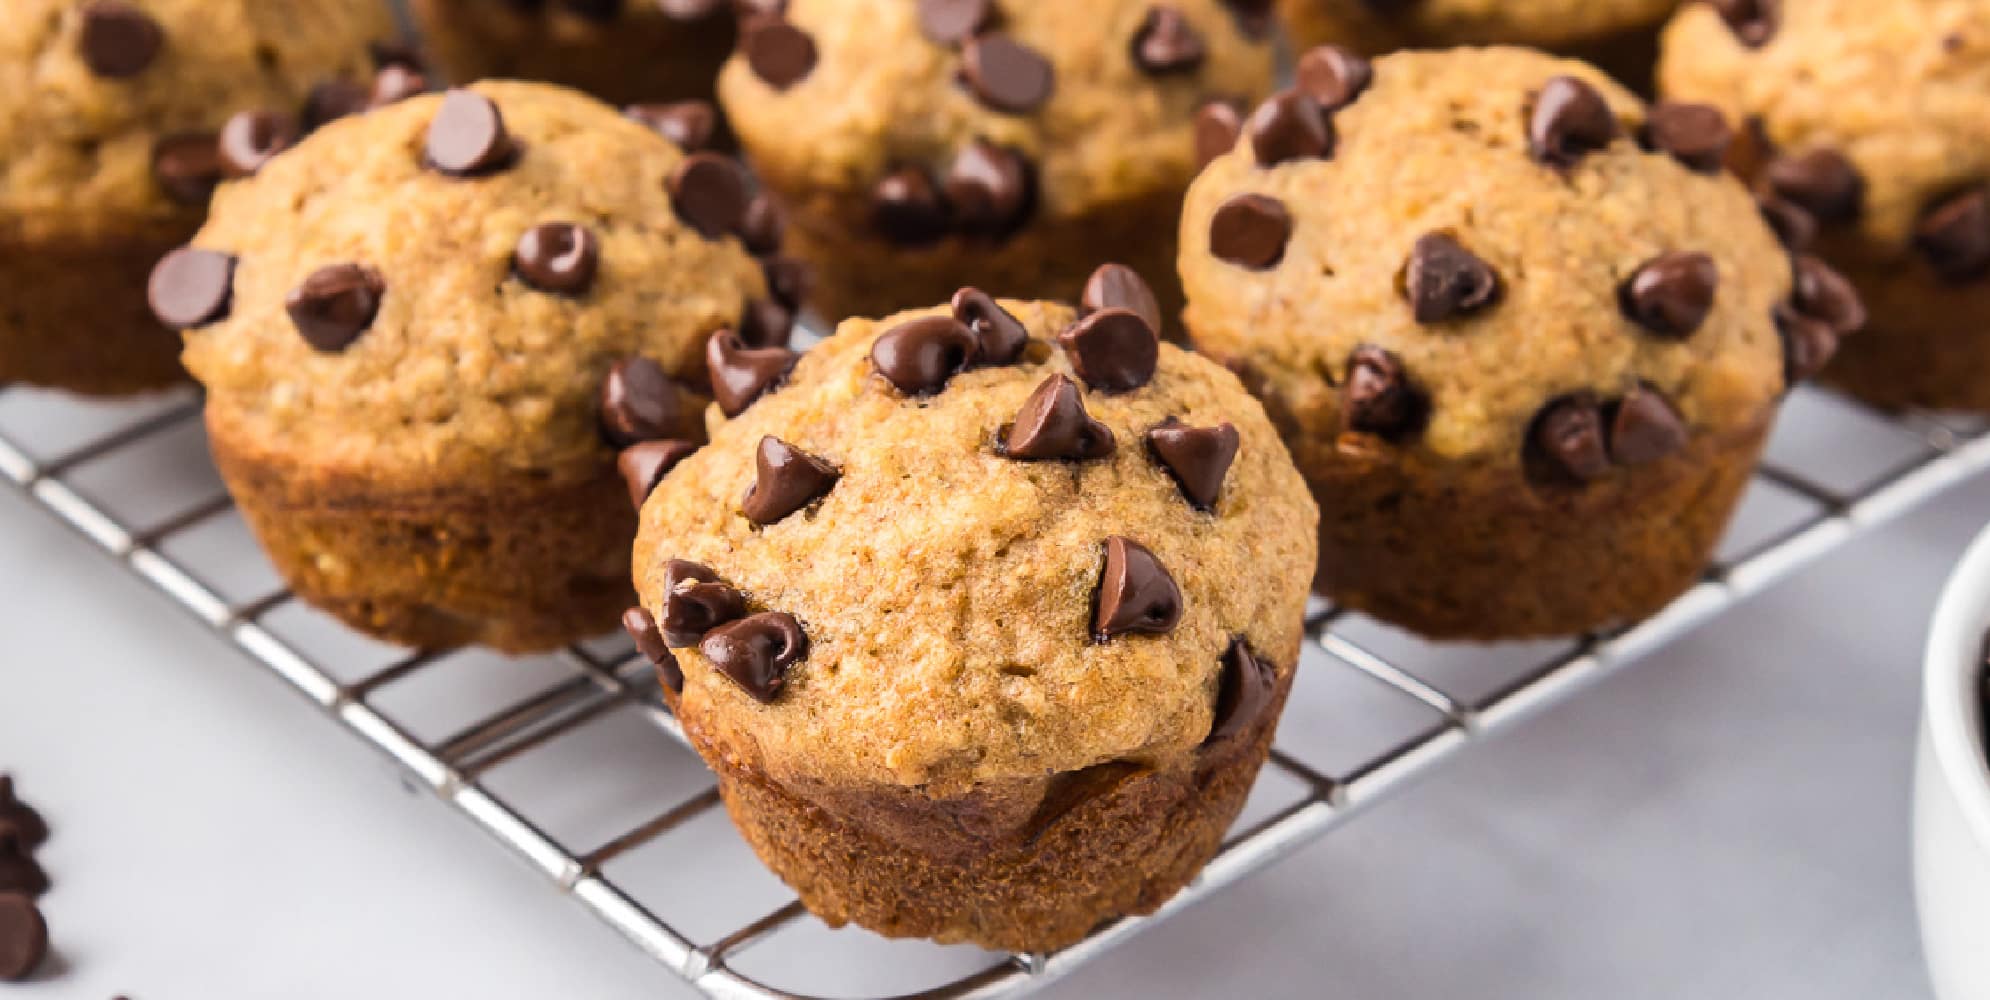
top-left (409, 0), bottom-right (737, 108)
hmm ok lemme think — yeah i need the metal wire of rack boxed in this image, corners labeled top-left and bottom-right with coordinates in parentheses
top-left (2, 381), bottom-right (1986, 1000)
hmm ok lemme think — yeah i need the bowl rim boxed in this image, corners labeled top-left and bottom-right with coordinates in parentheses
top-left (1924, 519), bottom-right (1990, 848)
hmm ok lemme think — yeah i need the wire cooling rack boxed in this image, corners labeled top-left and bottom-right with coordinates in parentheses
top-left (2, 382), bottom-right (1986, 999)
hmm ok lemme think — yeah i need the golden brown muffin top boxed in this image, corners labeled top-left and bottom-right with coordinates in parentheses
top-left (631, 293), bottom-right (1317, 793)
top-left (1279, 0), bottom-right (1680, 51)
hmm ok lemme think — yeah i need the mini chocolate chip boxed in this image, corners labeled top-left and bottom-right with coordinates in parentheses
top-left (1915, 188), bottom-right (1990, 283)
top-left (1529, 75), bottom-right (1620, 169)
top-left (707, 331), bottom-right (797, 415)
top-left (1194, 99), bottom-right (1245, 169)
top-left (1341, 344), bottom-right (1427, 439)
top-left (944, 140), bottom-right (1033, 236)
top-left (873, 315), bottom-right (979, 395)
top-left (762, 257), bottom-right (810, 311)
top-left (1058, 307), bottom-right (1158, 393)
top-left (1248, 89), bottom-right (1331, 166)
top-left (951, 287), bottom-right (1028, 363)
top-left (514, 222), bottom-right (600, 294)
top-left (742, 15), bottom-right (816, 89)
top-left (625, 101), bottom-right (717, 150)
top-left (0, 837), bottom-right (47, 898)
top-left (1710, 0), bottom-right (1778, 47)
top-left (1609, 384), bottom-right (1687, 466)
top-left (1405, 233), bottom-right (1500, 323)
top-left (1775, 305), bottom-right (1838, 385)
top-left (1133, 6), bottom-right (1205, 75)
top-left (425, 90), bottom-right (516, 176)
top-left (660, 560), bottom-right (746, 647)
top-left (1209, 193), bottom-right (1291, 270)
top-left (0, 781), bottom-right (47, 852)
top-left (700, 612), bottom-right (807, 703)
top-left (1790, 254), bottom-right (1866, 334)
top-left (1295, 45), bottom-right (1372, 111)
top-left (1001, 374), bottom-right (1115, 461)
top-left (151, 132), bottom-right (222, 206)
top-left (622, 607), bottom-right (684, 693)
top-left (744, 436), bottom-right (838, 525)
top-left (600, 357), bottom-right (694, 446)
top-left (739, 298), bottom-right (795, 349)
top-left (1529, 394), bottom-right (1611, 484)
top-left (1081, 263), bottom-right (1163, 334)
top-left (0, 893), bottom-right (48, 982)
top-left (302, 79), bottom-right (370, 130)
top-left (741, 194), bottom-right (786, 256)
top-left (147, 248), bottom-right (235, 330)
top-left (919, 0), bottom-right (992, 43)
top-left (286, 264), bottom-right (385, 352)
top-left (1757, 194), bottom-right (1817, 250)
top-left (1205, 637), bottom-right (1274, 746)
top-left (1765, 149), bottom-right (1864, 224)
top-left (871, 168), bottom-right (951, 245)
top-left (960, 34), bottom-right (1054, 113)
top-left (657, 0), bottom-right (725, 20)
top-left (1094, 536), bottom-right (1182, 641)
top-left (79, 1), bottom-right (162, 78)
top-left (1147, 418), bottom-right (1239, 510)
top-left (618, 439), bottom-right (698, 508)
top-left (669, 152), bottom-right (749, 239)
top-left (369, 63), bottom-right (429, 107)
top-left (217, 110), bottom-right (299, 178)
top-left (1641, 102), bottom-right (1732, 173)
top-left (1620, 251), bottom-right (1718, 337)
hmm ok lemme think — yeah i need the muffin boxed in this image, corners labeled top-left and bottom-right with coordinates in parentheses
top-left (1180, 47), bottom-right (1863, 639)
top-left (716, 0), bottom-right (1276, 325)
top-left (625, 286), bottom-right (1318, 950)
top-left (0, 0), bottom-right (398, 395)
top-left (1659, 0), bottom-right (1990, 412)
top-left (152, 81), bottom-right (790, 652)
top-left (410, 0), bottom-right (737, 108)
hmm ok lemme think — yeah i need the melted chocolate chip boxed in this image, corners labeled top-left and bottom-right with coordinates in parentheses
top-left (706, 331), bottom-right (797, 416)
top-left (1529, 75), bottom-right (1621, 169)
top-left (871, 168), bottom-right (951, 246)
top-left (625, 101), bottom-right (717, 150)
top-left (918, 0), bottom-right (992, 43)
top-left (1641, 101), bottom-right (1733, 174)
top-left (369, 63), bottom-right (429, 107)
top-left (1248, 89), bottom-right (1331, 167)
top-left (739, 298), bottom-right (796, 349)
top-left (1194, 99), bottom-right (1246, 169)
top-left (1341, 344), bottom-right (1427, 440)
top-left (668, 152), bottom-right (749, 240)
top-left (147, 248), bottom-right (234, 330)
top-left (1081, 263), bottom-right (1163, 335)
top-left (621, 606), bottom-right (682, 692)
top-left (1058, 307), bottom-right (1159, 393)
top-left (1765, 149), bottom-right (1864, 224)
top-left (1147, 418), bottom-right (1239, 510)
top-left (660, 560), bottom-right (746, 647)
top-left (1620, 251), bottom-right (1719, 337)
top-left (742, 15), bottom-right (817, 89)
top-left (1711, 0), bottom-right (1779, 47)
top-left (960, 34), bottom-right (1054, 113)
top-left (944, 140), bottom-right (1033, 236)
top-left (1001, 374), bottom-right (1115, 461)
top-left (79, 1), bottom-right (162, 78)
top-left (951, 287), bottom-right (1029, 363)
top-left (1295, 45), bottom-right (1372, 111)
top-left (743, 436), bottom-right (839, 525)
top-left (599, 357), bottom-right (695, 446)
top-left (217, 110), bottom-right (299, 178)
top-left (742, 195), bottom-right (787, 256)
top-left (872, 315), bottom-right (979, 395)
top-left (1133, 5), bottom-right (1205, 75)
top-left (618, 439), bottom-right (698, 508)
top-left (1404, 233), bottom-right (1500, 323)
top-left (1528, 394), bottom-right (1611, 485)
top-left (1915, 188), bottom-right (1990, 283)
top-left (0, 893), bottom-right (48, 982)
top-left (425, 90), bottom-right (517, 176)
top-left (514, 222), bottom-right (600, 295)
top-left (1209, 193), bottom-right (1291, 270)
top-left (286, 264), bottom-right (385, 352)
top-left (1094, 537), bottom-right (1183, 641)
top-left (700, 612), bottom-right (806, 703)
top-left (1609, 384), bottom-right (1688, 466)
top-left (1205, 637), bottom-right (1274, 746)
top-left (151, 132), bottom-right (223, 206)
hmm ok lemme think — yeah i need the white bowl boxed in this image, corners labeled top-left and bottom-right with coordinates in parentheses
top-left (1915, 522), bottom-right (1990, 1000)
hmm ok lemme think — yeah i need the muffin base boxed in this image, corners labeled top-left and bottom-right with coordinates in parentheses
top-left (0, 227), bottom-right (190, 396)
top-left (411, 0), bottom-right (735, 107)
top-left (1821, 264), bottom-right (1990, 412)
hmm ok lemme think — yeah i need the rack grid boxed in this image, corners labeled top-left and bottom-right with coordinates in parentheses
top-left (3, 381), bottom-right (1985, 1000)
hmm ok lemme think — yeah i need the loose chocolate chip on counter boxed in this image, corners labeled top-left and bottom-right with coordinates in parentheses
top-left (1774, 305), bottom-right (1837, 385)
top-left (514, 222), bottom-right (600, 295)
top-left (151, 132), bottom-right (223, 206)
top-left (1093, 536), bottom-right (1183, 641)
top-left (1528, 394), bottom-right (1611, 485)
top-left (871, 168), bottom-right (952, 246)
top-left (1915, 188), bottom-right (1990, 283)
top-left (1404, 233), bottom-right (1500, 323)
top-left (217, 110), bottom-right (299, 178)
top-left (1147, 418), bottom-right (1239, 510)
top-left (762, 256), bottom-right (810, 311)
top-left (1001, 374), bottom-right (1115, 461)
top-left (625, 101), bottom-right (717, 151)
top-left (707, 331), bottom-right (798, 416)
top-left (1641, 102), bottom-right (1732, 174)
top-left (147, 248), bottom-right (235, 330)
top-left (599, 356), bottom-right (694, 446)
top-left (0, 781), bottom-right (46, 851)
top-left (0, 893), bottom-right (47, 983)
top-left (1208, 193), bottom-right (1291, 270)
top-left (1765, 149), bottom-right (1864, 224)
top-left (743, 436), bottom-right (839, 525)
top-left (657, 0), bottom-right (726, 20)
top-left (668, 153), bottom-right (749, 240)
top-left (621, 607), bottom-right (683, 693)
top-left (1528, 75), bottom-right (1620, 169)
top-left (1609, 384), bottom-right (1688, 466)
top-left (369, 63), bottom-right (429, 108)
top-left (1193, 99), bottom-right (1245, 169)
top-left (1620, 251), bottom-right (1718, 337)
top-left (424, 90), bottom-right (516, 176)
top-left (944, 141), bottom-right (1033, 236)
top-left (1757, 194), bottom-right (1816, 251)
top-left (1058, 307), bottom-right (1159, 393)
top-left (872, 315), bottom-right (979, 395)
top-left (1341, 344), bottom-right (1427, 439)
top-left (742, 15), bottom-right (817, 89)
top-left (79, 0), bottom-right (162, 78)
top-left (1790, 254), bottom-right (1866, 334)
top-left (286, 264), bottom-right (385, 352)
top-left (919, 0), bottom-right (992, 43)
top-left (1133, 6), bottom-right (1205, 75)
top-left (739, 298), bottom-right (796, 349)
top-left (952, 287), bottom-right (1029, 362)
top-left (960, 35), bottom-right (1054, 113)
top-left (1205, 638), bottom-right (1274, 746)
top-left (618, 440), bottom-right (699, 508)
top-left (741, 195), bottom-right (786, 256)
top-left (660, 559), bottom-right (746, 647)
top-left (0, 836), bottom-right (47, 898)
top-left (1081, 263), bottom-right (1163, 335)
top-left (302, 79), bottom-right (370, 131)
top-left (700, 612), bottom-right (807, 704)
top-left (1710, 0), bottom-right (1778, 47)
top-left (1248, 89), bottom-right (1331, 167)
top-left (1295, 45), bottom-right (1372, 111)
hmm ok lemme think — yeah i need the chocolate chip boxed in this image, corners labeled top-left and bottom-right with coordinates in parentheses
top-left (0, 838), bottom-right (47, 898)
top-left (79, 1), bottom-right (162, 78)
top-left (621, 606), bottom-right (682, 693)
top-left (0, 781), bottom-right (46, 852)
top-left (286, 264), bottom-right (385, 352)
top-left (1528, 75), bottom-right (1620, 169)
top-left (741, 194), bottom-right (786, 256)
top-left (660, 560), bottom-right (746, 647)
top-left (147, 248), bottom-right (235, 330)
top-left (217, 110), bottom-right (299, 178)
top-left (1641, 102), bottom-right (1732, 174)
top-left (0, 894), bottom-right (48, 982)
top-left (1765, 149), bottom-right (1864, 224)
top-left (1710, 0), bottom-right (1778, 47)
top-left (1133, 6), bottom-right (1205, 75)
top-left (600, 357), bottom-right (694, 446)
top-left (1147, 418), bottom-right (1239, 510)
top-left (369, 63), bottom-right (429, 107)
top-left (706, 331), bottom-right (797, 416)
top-left (1775, 305), bottom-right (1838, 385)
top-left (1001, 374), bottom-right (1115, 461)
top-left (424, 90), bottom-right (516, 176)
top-left (739, 298), bottom-right (795, 349)
top-left (743, 436), bottom-right (838, 525)
top-left (700, 612), bottom-right (807, 703)
top-left (1094, 537), bottom-right (1182, 641)
top-left (151, 132), bottom-right (222, 206)
top-left (1194, 99), bottom-right (1245, 169)
top-left (871, 168), bottom-right (951, 246)
top-left (668, 152), bottom-right (749, 240)
top-left (1758, 194), bottom-right (1817, 250)
top-left (1341, 344), bottom-right (1426, 439)
top-left (944, 140), bottom-right (1033, 236)
top-left (1609, 384), bottom-right (1687, 466)
top-left (873, 315), bottom-right (979, 395)
top-left (960, 34), bottom-right (1054, 113)
top-left (1915, 188), bottom-right (1990, 283)
top-left (1209, 194), bottom-right (1291, 271)
top-left (951, 287), bottom-right (1028, 363)
top-left (918, 0), bottom-right (992, 43)
top-left (1205, 638), bottom-right (1274, 746)
top-left (762, 256), bottom-right (810, 310)
top-left (303, 79), bottom-right (370, 131)
top-left (618, 440), bottom-right (698, 508)
top-left (625, 101), bottom-right (717, 150)
top-left (1081, 263), bottom-right (1163, 335)
top-left (1528, 394), bottom-right (1610, 484)
top-left (1058, 307), bottom-right (1159, 393)
top-left (1248, 89), bottom-right (1331, 167)
top-left (742, 15), bottom-right (816, 89)
top-left (1620, 251), bottom-right (1718, 337)
top-left (1790, 254), bottom-right (1866, 334)
top-left (1404, 233), bottom-right (1500, 323)
top-left (513, 222), bottom-right (600, 295)
top-left (1295, 45), bottom-right (1372, 111)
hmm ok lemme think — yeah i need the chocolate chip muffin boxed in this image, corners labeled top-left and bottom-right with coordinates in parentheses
top-left (0, 0), bottom-right (398, 395)
top-left (410, 0), bottom-right (737, 109)
top-left (1659, 0), bottom-right (1990, 411)
top-left (626, 284), bottom-right (1317, 950)
top-left (155, 81), bottom-right (787, 652)
top-left (716, 0), bottom-right (1276, 326)
top-left (1180, 47), bottom-right (1862, 639)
